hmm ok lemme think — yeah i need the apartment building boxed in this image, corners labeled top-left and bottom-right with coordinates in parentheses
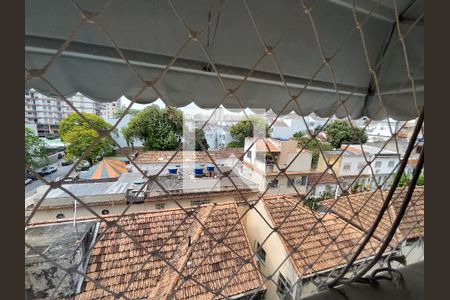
top-left (344, 144), bottom-right (400, 189)
top-left (316, 149), bottom-right (371, 193)
top-left (25, 90), bottom-right (119, 137)
top-left (242, 138), bottom-right (312, 195)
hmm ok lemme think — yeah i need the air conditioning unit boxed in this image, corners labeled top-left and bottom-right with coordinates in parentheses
top-left (375, 169), bottom-right (380, 174)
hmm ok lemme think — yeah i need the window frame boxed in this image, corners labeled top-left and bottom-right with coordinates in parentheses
top-left (269, 179), bottom-right (279, 188)
top-left (190, 199), bottom-right (210, 206)
top-left (375, 161), bottom-right (382, 168)
top-left (343, 162), bottom-right (351, 170)
top-left (155, 203), bottom-right (165, 209)
top-left (300, 175), bottom-right (307, 186)
top-left (276, 272), bottom-right (293, 300)
top-left (255, 241), bottom-right (266, 264)
top-left (287, 178), bottom-right (295, 187)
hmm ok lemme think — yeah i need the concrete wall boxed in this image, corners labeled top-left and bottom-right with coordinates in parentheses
top-left (272, 125), bottom-right (293, 139)
top-left (245, 201), bottom-right (301, 300)
top-left (286, 151), bottom-right (312, 172)
top-left (316, 154), bottom-right (341, 175)
top-left (277, 140), bottom-right (298, 166)
top-left (28, 192), bottom-right (259, 223)
top-left (401, 239), bottom-right (424, 265)
top-left (266, 174), bottom-right (308, 195)
top-left (307, 183), bottom-right (338, 199)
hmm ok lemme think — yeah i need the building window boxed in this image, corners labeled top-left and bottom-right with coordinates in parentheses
top-left (299, 175), bottom-right (307, 185)
top-left (276, 273), bottom-right (293, 300)
top-left (287, 178), bottom-right (294, 187)
top-left (56, 213), bottom-right (65, 219)
top-left (101, 209), bottom-right (110, 215)
top-left (343, 162), bottom-right (351, 170)
top-left (191, 199), bottom-right (210, 206)
top-left (155, 203), bottom-right (165, 209)
top-left (269, 179), bottom-right (279, 188)
top-left (388, 161), bottom-right (395, 168)
top-left (357, 162), bottom-right (366, 170)
top-left (247, 151), bottom-right (252, 159)
top-left (255, 242), bottom-right (266, 263)
top-left (375, 161), bottom-right (382, 168)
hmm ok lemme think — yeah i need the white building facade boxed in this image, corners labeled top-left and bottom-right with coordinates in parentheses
top-left (25, 90), bottom-right (119, 137)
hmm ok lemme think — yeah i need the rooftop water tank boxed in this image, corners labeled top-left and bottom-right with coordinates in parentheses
top-left (168, 166), bottom-right (178, 174)
top-left (206, 164), bottom-right (215, 172)
top-left (194, 166), bottom-right (204, 177)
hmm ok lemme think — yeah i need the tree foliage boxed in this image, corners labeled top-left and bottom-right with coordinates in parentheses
top-left (293, 132), bottom-right (334, 166)
top-left (25, 127), bottom-right (48, 169)
top-left (112, 106), bottom-right (140, 118)
top-left (229, 116), bottom-right (269, 147)
top-left (122, 105), bottom-right (183, 151)
top-left (398, 173), bottom-right (425, 187)
top-left (183, 128), bottom-right (210, 151)
top-left (416, 174), bottom-right (424, 186)
top-left (59, 113), bottom-right (116, 166)
top-left (227, 140), bottom-right (242, 148)
top-left (195, 128), bottom-right (209, 151)
top-left (325, 120), bottom-right (367, 148)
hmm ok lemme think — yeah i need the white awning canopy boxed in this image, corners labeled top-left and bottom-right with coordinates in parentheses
top-left (25, 0), bottom-right (423, 120)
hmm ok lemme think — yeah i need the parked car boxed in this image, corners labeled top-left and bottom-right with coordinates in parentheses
top-left (39, 166), bottom-right (58, 176)
top-left (25, 178), bottom-right (32, 185)
top-left (61, 159), bottom-right (74, 166)
top-left (76, 161), bottom-right (90, 172)
top-left (25, 172), bottom-right (38, 181)
top-left (55, 174), bottom-right (79, 183)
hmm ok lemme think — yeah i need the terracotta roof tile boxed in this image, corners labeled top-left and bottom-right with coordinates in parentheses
top-left (322, 187), bottom-right (424, 244)
top-left (391, 187), bottom-right (424, 239)
top-left (76, 203), bottom-right (264, 300)
top-left (247, 138), bottom-right (280, 152)
top-left (306, 172), bottom-right (338, 186)
top-left (262, 196), bottom-right (383, 277)
top-left (135, 149), bottom-right (244, 165)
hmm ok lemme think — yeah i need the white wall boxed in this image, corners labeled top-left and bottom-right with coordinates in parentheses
top-left (286, 152), bottom-right (312, 172)
top-left (245, 201), bottom-right (301, 300)
top-left (271, 125), bottom-right (293, 139)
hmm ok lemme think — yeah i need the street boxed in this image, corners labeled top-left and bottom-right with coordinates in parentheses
top-left (25, 160), bottom-right (74, 199)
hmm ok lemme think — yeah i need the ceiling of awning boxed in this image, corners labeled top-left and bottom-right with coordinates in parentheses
top-left (25, 0), bottom-right (424, 120)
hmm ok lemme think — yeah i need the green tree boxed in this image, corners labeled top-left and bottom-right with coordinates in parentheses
top-left (25, 127), bottom-right (48, 169)
top-left (398, 173), bottom-right (410, 187)
top-left (122, 105), bottom-right (183, 151)
top-left (229, 116), bottom-right (269, 148)
top-left (59, 113), bottom-right (117, 166)
top-left (112, 106), bottom-right (140, 118)
top-left (398, 172), bottom-right (424, 187)
top-left (293, 133), bottom-right (334, 166)
top-left (293, 131), bottom-right (304, 139)
top-left (227, 140), bottom-right (242, 148)
top-left (416, 174), bottom-right (424, 186)
top-left (325, 120), bottom-right (367, 148)
top-left (195, 128), bottom-right (209, 151)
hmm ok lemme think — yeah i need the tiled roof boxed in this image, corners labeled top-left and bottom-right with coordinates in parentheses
top-left (322, 187), bottom-right (424, 244)
top-left (247, 138), bottom-right (280, 152)
top-left (76, 203), bottom-right (264, 300)
top-left (391, 187), bottom-right (424, 239)
top-left (262, 196), bottom-right (382, 277)
top-left (307, 172), bottom-right (338, 186)
top-left (135, 149), bottom-right (244, 164)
